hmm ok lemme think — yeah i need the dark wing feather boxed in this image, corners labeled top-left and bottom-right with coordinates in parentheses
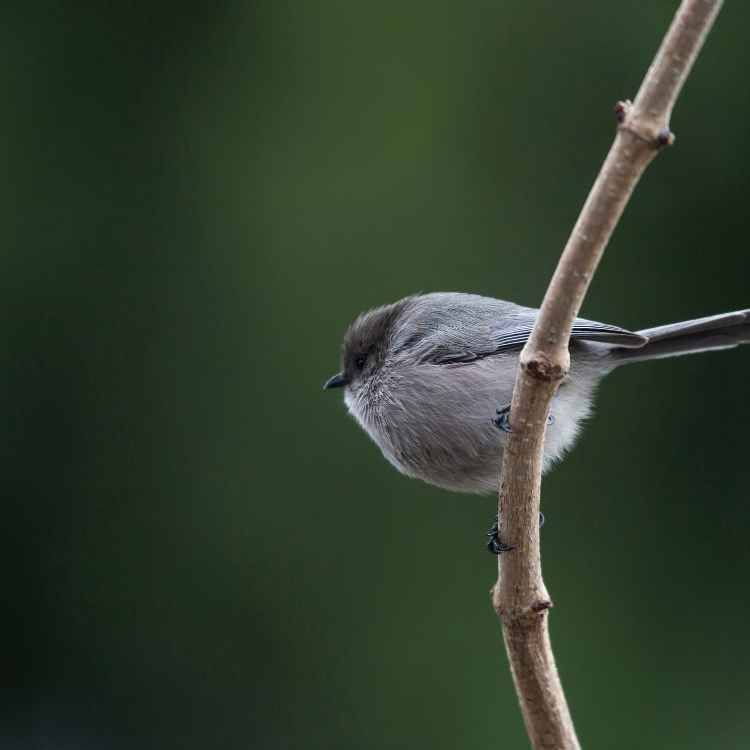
top-left (423, 316), bottom-right (646, 365)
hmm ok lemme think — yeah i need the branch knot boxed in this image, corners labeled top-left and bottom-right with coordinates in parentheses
top-left (521, 353), bottom-right (568, 383)
top-left (614, 99), bottom-right (676, 149)
top-left (493, 597), bottom-right (554, 627)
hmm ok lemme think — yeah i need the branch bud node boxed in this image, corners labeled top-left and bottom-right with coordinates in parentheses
top-left (613, 99), bottom-right (631, 124)
top-left (655, 128), bottom-right (675, 148)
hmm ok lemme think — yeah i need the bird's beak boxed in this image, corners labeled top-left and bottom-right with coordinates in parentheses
top-left (323, 372), bottom-right (348, 390)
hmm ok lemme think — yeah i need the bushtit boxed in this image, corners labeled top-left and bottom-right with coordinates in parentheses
top-left (324, 292), bottom-right (749, 497)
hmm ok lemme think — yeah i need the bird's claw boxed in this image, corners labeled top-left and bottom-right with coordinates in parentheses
top-left (493, 406), bottom-right (554, 433)
top-left (493, 405), bottom-right (512, 433)
top-left (487, 520), bottom-right (515, 555)
top-left (486, 512), bottom-right (546, 555)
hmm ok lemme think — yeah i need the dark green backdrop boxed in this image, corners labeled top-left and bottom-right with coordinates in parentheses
top-left (4, 2), bottom-right (749, 748)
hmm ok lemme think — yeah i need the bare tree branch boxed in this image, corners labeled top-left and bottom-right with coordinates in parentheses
top-left (491, 2), bottom-right (724, 748)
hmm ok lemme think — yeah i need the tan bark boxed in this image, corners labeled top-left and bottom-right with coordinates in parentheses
top-left (491, 2), bottom-right (724, 748)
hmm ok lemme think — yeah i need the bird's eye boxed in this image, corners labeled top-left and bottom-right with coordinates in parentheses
top-left (354, 354), bottom-right (367, 370)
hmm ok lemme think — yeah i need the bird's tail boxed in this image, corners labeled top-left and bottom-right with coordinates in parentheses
top-left (611, 309), bottom-right (750, 366)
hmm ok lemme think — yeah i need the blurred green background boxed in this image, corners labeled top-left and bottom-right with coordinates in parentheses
top-left (4, 1), bottom-right (749, 748)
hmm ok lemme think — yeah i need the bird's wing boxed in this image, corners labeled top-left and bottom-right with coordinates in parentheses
top-left (420, 315), bottom-right (647, 365)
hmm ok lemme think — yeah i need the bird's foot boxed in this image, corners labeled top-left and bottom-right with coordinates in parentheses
top-left (493, 405), bottom-right (555, 433)
top-left (493, 405), bottom-right (512, 433)
top-left (487, 517), bottom-right (514, 554)
top-left (486, 512), bottom-right (546, 555)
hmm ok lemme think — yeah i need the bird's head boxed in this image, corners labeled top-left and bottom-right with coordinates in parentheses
top-left (323, 297), bottom-right (414, 395)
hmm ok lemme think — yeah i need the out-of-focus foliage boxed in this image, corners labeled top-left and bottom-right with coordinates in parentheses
top-left (3, 2), bottom-right (749, 748)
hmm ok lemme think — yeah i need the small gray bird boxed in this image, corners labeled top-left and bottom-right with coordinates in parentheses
top-left (324, 292), bottom-right (749, 495)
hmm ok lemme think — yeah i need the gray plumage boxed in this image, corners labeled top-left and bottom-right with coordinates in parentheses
top-left (324, 292), bottom-right (750, 494)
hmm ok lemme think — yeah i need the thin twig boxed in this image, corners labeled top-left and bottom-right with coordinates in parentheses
top-left (491, 2), bottom-right (724, 748)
